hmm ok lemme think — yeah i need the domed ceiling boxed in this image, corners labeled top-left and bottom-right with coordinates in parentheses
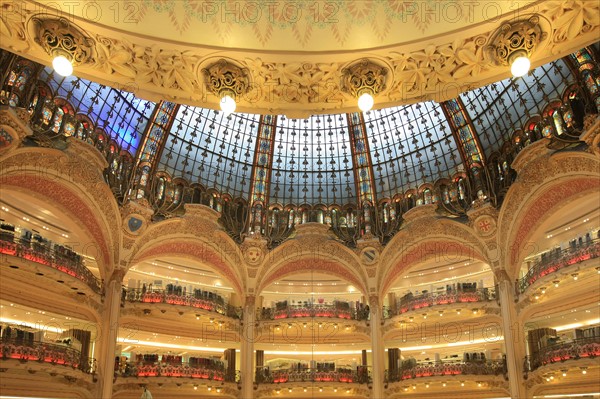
top-left (37, 54), bottom-right (576, 208)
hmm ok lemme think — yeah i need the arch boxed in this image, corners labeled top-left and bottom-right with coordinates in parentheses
top-left (380, 238), bottom-right (490, 297)
top-left (130, 238), bottom-right (243, 297)
top-left (379, 219), bottom-right (490, 297)
top-left (257, 258), bottom-right (367, 296)
top-left (504, 176), bottom-right (600, 277)
top-left (0, 147), bottom-right (121, 278)
top-left (257, 238), bottom-right (367, 296)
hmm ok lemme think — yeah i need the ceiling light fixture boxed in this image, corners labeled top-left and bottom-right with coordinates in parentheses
top-left (202, 59), bottom-right (250, 117)
top-left (486, 16), bottom-right (545, 78)
top-left (341, 59), bottom-right (388, 112)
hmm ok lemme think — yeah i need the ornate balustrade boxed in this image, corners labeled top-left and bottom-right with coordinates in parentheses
top-left (124, 288), bottom-right (242, 319)
top-left (257, 302), bottom-right (369, 321)
top-left (385, 359), bottom-right (506, 383)
top-left (385, 287), bottom-right (496, 318)
top-left (0, 338), bottom-right (96, 374)
top-left (0, 237), bottom-right (102, 294)
top-left (526, 337), bottom-right (600, 373)
top-left (518, 239), bottom-right (600, 294)
top-left (256, 367), bottom-right (371, 385)
top-left (117, 361), bottom-right (238, 382)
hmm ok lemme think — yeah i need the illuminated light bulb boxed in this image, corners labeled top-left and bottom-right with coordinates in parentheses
top-left (304, 388), bottom-right (308, 392)
top-left (288, 388), bottom-right (292, 393)
top-left (412, 385), bottom-right (416, 390)
top-left (220, 94), bottom-right (236, 116)
top-left (194, 386), bottom-right (198, 390)
top-left (52, 55), bottom-right (73, 77)
top-left (511, 54), bottom-right (531, 77)
top-left (540, 288), bottom-right (546, 294)
top-left (478, 382), bottom-right (482, 387)
top-left (461, 382), bottom-right (465, 387)
top-left (562, 371), bottom-right (567, 377)
top-left (582, 368), bottom-right (587, 375)
top-left (425, 384), bottom-right (429, 388)
top-left (319, 388), bottom-right (323, 392)
top-left (572, 273), bottom-right (578, 280)
top-left (442, 382), bottom-right (446, 387)
top-left (554, 281), bottom-right (560, 288)
top-left (357, 92), bottom-right (374, 112)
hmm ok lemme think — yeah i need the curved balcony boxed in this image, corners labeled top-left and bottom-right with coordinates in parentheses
top-left (518, 239), bottom-right (600, 294)
top-left (116, 361), bottom-right (238, 383)
top-left (525, 337), bottom-right (600, 373)
top-left (385, 359), bottom-right (506, 383)
top-left (0, 237), bottom-right (102, 294)
top-left (124, 287), bottom-right (242, 319)
top-left (0, 338), bottom-right (96, 374)
top-left (256, 366), bottom-right (371, 385)
top-left (384, 287), bottom-right (497, 318)
top-left (257, 302), bottom-right (369, 321)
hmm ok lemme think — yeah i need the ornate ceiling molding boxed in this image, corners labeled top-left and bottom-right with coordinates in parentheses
top-left (0, 1), bottom-right (598, 115)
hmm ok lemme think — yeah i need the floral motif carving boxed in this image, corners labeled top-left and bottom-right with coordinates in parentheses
top-left (0, 2), bottom-right (597, 114)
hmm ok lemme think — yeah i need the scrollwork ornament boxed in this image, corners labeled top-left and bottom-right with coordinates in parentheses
top-left (32, 17), bottom-right (94, 65)
top-left (341, 59), bottom-right (388, 98)
top-left (486, 16), bottom-right (546, 67)
top-left (202, 59), bottom-right (250, 99)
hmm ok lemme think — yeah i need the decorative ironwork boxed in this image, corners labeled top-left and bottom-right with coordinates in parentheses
top-left (525, 337), bottom-right (600, 373)
top-left (341, 59), bottom-right (388, 98)
top-left (0, 338), bottom-right (96, 374)
top-left (385, 359), bottom-right (506, 383)
top-left (202, 59), bottom-right (250, 100)
top-left (257, 300), bottom-right (369, 321)
top-left (33, 18), bottom-right (94, 66)
top-left (0, 235), bottom-right (102, 294)
top-left (124, 287), bottom-right (242, 319)
top-left (385, 287), bottom-right (497, 318)
top-left (517, 238), bottom-right (600, 294)
top-left (485, 16), bottom-right (545, 68)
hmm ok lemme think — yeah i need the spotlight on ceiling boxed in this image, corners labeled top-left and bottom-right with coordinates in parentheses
top-left (52, 54), bottom-right (74, 77)
top-left (509, 51), bottom-right (531, 77)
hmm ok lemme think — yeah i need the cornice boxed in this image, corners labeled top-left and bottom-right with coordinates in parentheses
top-left (0, 1), bottom-right (598, 116)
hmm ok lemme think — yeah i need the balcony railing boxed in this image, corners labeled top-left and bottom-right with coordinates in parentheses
top-left (385, 359), bottom-right (506, 383)
top-left (257, 302), bottom-right (369, 321)
top-left (124, 287), bottom-right (242, 319)
top-left (0, 338), bottom-right (96, 374)
top-left (518, 239), bottom-right (600, 294)
top-left (255, 366), bottom-right (371, 385)
top-left (116, 361), bottom-right (239, 382)
top-left (525, 336), bottom-right (600, 373)
top-left (384, 287), bottom-right (497, 318)
top-left (0, 237), bottom-right (102, 294)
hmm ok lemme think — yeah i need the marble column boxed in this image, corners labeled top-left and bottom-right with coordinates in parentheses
top-left (240, 295), bottom-right (256, 399)
top-left (98, 269), bottom-right (125, 399)
top-left (497, 275), bottom-right (527, 398)
top-left (369, 295), bottom-right (385, 399)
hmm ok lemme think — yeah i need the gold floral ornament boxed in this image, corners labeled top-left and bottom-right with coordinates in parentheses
top-left (202, 59), bottom-right (250, 116)
top-left (32, 17), bottom-right (94, 76)
top-left (341, 59), bottom-right (388, 112)
top-left (485, 16), bottom-right (547, 78)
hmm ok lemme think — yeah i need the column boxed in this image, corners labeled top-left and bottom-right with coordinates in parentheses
top-left (369, 295), bottom-right (384, 399)
top-left (98, 269), bottom-right (125, 399)
top-left (497, 275), bottom-right (527, 398)
top-left (240, 295), bottom-right (255, 399)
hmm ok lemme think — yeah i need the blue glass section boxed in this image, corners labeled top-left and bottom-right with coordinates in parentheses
top-left (39, 67), bottom-right (155, 154)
